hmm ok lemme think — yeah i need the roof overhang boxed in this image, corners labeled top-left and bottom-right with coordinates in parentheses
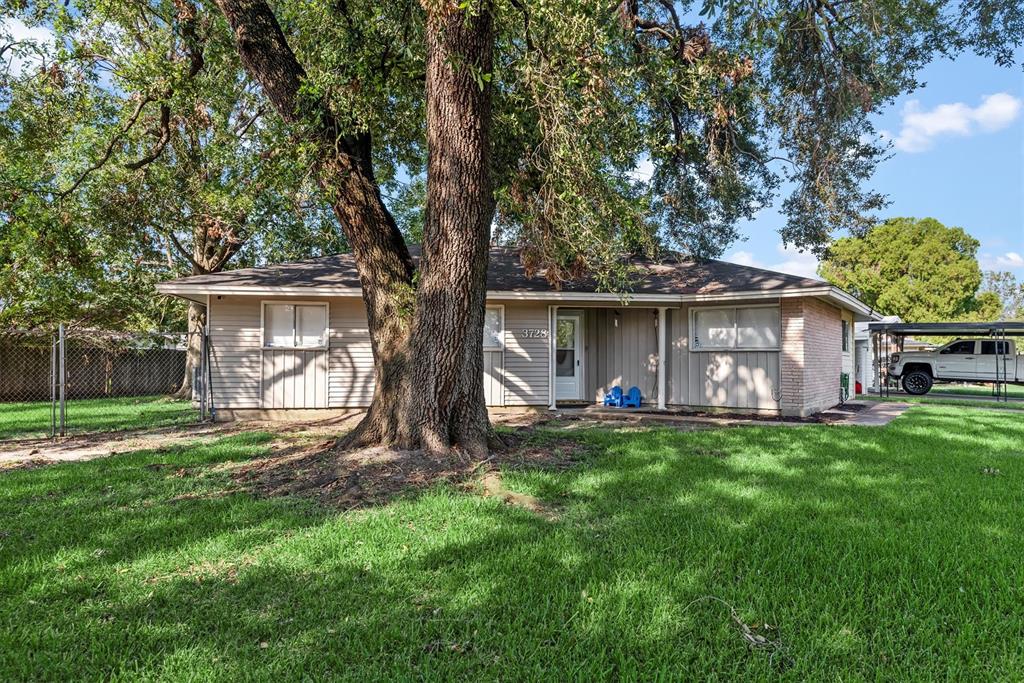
top-left (158, 281), bottom-right (877, 318)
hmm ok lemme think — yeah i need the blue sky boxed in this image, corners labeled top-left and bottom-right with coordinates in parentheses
top-left (727, 54), bottom-right (1024, 281)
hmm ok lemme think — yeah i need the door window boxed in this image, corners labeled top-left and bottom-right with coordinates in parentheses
top-left (940, 341), bottom-right (976, 355)
top-left (556, 318), bottom-right (576, 377)
top-left (981, 341), bottom-right (1011, 355)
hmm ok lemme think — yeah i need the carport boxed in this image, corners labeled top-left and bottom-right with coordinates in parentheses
top-left (868, 321), bottom-right (1024, 401)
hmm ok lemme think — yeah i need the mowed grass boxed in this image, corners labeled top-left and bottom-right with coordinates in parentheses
top-left (862, 392), bottom-right (1024, 411)
top-left (2, 405), bottom-right (1023, 680)
top-left (0, 396), bottom-right (196, 440)
top-left (932, 383), bottom-right (1024, 398)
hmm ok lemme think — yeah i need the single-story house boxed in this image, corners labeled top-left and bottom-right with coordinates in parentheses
top-left (156, 247), bottom-right (879, 418)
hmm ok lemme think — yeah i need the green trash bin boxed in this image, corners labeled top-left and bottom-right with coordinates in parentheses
top-left (840, 373), bottom-right (850, 402)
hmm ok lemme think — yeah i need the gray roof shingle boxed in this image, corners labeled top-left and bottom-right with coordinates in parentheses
top-left (161, 246), bottom-right (825, 295)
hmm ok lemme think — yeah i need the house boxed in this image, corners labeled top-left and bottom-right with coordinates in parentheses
top-left (156, 247), bottom-right (878, 419)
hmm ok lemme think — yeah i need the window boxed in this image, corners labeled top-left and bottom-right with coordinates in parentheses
top-left (981, 341), bottom-right (1011, 355)
top-left (692, 306), bottom-right (780, 350)
top-left (483, 306), bottom-right (504, 350)
top-left (842, 320), bottom-right (850, 352)
top-left (263, 303), bottom-right (327, 349)
top-left (940, 340), bottom-right (976, 355)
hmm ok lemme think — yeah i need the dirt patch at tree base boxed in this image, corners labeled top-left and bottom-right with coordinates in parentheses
top-left (230, 429), bottom-right (589, 511)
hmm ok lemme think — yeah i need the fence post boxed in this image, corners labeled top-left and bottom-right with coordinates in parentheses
top-left (50, 332), bottom-right (57, 438)
top-left (58, 323), bottom-right (66, 437)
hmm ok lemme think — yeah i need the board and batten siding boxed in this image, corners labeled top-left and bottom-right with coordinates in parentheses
top-left (501, 302), bottom-right (550, 406)
top-left (209, 296), bottom-right (263, 408)
top-left (262, 349), bottom-right (328, 408)
top-left (667, 303), bottom-right (782, 410)
top-left (584, 308), bottom-right (659, 403)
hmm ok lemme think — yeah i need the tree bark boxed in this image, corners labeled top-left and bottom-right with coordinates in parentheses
top-left (213, 0), bottom-right (417, 447)
top-left (174, 300), bottom-right (205, 400)
top-left (406, 1), bottom-right (495, 455)
top-left (213, 0), bottom-right (495, 454)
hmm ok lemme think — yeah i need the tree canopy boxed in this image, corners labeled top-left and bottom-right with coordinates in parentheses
top-left (6, 0), bottom-right (1021, 296)
top-left (819, 217), bottom-right (1004, 322)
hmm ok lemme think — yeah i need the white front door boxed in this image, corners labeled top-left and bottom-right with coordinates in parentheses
top-left (555, 313), bottom-right (583, 400)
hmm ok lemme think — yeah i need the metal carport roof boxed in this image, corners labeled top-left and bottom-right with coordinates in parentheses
top-left (867, 321), bottom-right (1024, 336)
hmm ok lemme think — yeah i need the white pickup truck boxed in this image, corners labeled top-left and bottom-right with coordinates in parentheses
top-left (888, 338), bottom-right (1024, 395)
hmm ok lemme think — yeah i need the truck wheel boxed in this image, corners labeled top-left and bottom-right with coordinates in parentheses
top-left (902, 371), bottom-right (933, 395)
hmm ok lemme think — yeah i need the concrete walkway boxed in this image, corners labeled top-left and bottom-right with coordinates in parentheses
top-left (832, 400), bottom-right (911, 426)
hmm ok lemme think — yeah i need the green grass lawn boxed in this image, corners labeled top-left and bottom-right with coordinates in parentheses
top-left (931, 383), bottom-right (1024, 398)
top-left (0, 396), bottom-right (197, 440)
top-left (862, 392), bottom-right (1024, 411)
top-left (2, 405), bottom-right (1023, 679)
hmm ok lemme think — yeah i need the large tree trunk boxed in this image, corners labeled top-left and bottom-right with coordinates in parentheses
top-left (405, 1), bottom-right (495, 455)
top-left (173, 300), bottom-right (205, 400)
top-left (214, 0), bottom-right (494, 453)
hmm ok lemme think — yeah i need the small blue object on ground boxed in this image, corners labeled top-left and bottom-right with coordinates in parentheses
top-left (603, 386), bottom-right (623, 407)
top-left (622, 386), bottom-right (642, 408)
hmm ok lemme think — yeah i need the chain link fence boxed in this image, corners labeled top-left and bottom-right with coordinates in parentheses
top-left (0, 327), bottom-right (208, 441)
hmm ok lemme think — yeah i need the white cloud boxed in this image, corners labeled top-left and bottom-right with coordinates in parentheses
top-left (724, 242), bottom-right (822, 280)
top-left (2, 18), bottom-right (56, 77)
top-left (881, 93), bottom-right (1022, 153)
top-left (981, 251), bottom-right (1024, 270)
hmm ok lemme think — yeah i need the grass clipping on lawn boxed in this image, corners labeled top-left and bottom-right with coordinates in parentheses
top-left (230, 429), bottom-right (588, 512)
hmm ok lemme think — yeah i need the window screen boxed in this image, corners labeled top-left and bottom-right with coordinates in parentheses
top-left (483, 307), bottom-right (504, 349)
top-left (737, 307), bottom-right (780, 349)
top-left (295, 305), bottom-right (327, 348)
top-left (693, 309), bottom-right (736, 349)
top-left (264, 304), bottom-right (295, 348)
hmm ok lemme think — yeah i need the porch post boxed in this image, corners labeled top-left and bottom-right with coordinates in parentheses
top-left (657, 307), bottom-right (667, 410)
top-left (548, 305), bottom-right (558, 410)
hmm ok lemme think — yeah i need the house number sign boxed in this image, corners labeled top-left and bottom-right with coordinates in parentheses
top-left (518, 328), bottom-right (549, 338)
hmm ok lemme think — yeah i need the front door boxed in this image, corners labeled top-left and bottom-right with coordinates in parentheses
top-left (555, 313), bottom-right (583, 400)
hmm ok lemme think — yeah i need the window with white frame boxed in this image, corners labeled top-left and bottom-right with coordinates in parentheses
top-left (483, 306), bottom-right (504, 350)
top-left (692, 305), bottom-right (780, 350)
top-left (263, 303), bottom-right (328, 349)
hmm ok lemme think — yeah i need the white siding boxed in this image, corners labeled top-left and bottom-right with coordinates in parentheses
top-left (328, 298), bottom-right (375, 408)
top-left (501, 302), bottom-right (550, 406)
top-left (209, 296), bottom-right (262, 408)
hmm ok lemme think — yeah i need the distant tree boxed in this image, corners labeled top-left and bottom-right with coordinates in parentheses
top-left (819, 217), bottom-right (1002, 322)
top-left (982, 271), bottom-right (1024, 320)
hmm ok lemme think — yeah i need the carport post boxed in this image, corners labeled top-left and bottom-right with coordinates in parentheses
top-left (657, 307), bottom-right (667, 410)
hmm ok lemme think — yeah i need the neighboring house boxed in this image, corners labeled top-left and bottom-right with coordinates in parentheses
top-left (156, 247), bottom-right (878, 418)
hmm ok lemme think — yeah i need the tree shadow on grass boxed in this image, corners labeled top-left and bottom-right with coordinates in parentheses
top-left (2, 408), bottom-right (1023, 679)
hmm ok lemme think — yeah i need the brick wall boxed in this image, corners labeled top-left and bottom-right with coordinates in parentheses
top-left (780, 297), bottom-right (843, 416)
